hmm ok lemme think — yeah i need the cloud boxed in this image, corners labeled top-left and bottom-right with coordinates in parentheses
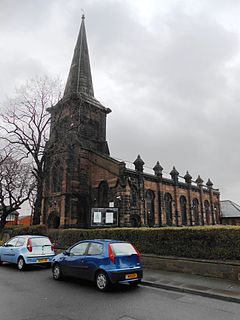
top-left (1, 0), bottom-right (240, 205)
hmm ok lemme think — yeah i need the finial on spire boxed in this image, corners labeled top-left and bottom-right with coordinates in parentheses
top-left (81, 8), bottom-right (85, 20)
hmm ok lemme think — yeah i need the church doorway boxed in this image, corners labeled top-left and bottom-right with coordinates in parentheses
top-left (130, 214), bottom-right (141, 227)
top-left (47, 212), bottom-right (60, 229)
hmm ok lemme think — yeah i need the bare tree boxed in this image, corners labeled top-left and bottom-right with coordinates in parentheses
top-left (0, 76), bottom-right (63, 225)
top-left (0, 151), bottom-right (34, 232)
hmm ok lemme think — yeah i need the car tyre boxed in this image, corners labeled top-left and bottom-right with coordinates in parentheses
top-left (0, 258), bottom-right (2, 265)
top-left (95, 271), bottom-right (111, 292)
top-left (17, 257), bottom-right (26, 271)
top-left (52, 263), bottom-right (63, 280)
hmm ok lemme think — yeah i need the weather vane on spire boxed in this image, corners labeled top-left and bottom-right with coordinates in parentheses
top-left (81, 8), bottom-right (85, 19)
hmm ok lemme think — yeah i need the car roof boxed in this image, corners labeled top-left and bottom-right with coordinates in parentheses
top-left (83, 239), bottom-right (126, 244)
top-left (14, 235), bottom-right (49, 239)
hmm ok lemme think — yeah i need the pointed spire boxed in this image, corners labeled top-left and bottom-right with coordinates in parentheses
top-left (64, 15), bottom-right (94, 98)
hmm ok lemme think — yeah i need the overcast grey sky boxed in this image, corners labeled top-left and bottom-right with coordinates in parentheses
top-left (1, 0), bottom-right (240, 209)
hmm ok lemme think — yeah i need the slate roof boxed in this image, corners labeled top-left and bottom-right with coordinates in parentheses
top-left (220, 200), bottom-right (240, 218)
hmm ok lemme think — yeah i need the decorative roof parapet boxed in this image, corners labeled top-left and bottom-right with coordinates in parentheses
top-left (170, 166), bottom-right (179, 182)
top-left (153, 161), bottom-right (163, 178)
top-left (196, 175), bottom-right (204, 187)
top-left (184, 171), bottom-right (192, 185)
top-left (133, 155), bottom-right (144, 173)
top-left (206, 178), bottom-right (213, 189)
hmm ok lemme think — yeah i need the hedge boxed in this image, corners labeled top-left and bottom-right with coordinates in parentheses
top-left (10, 225), bottom-right (48, 237)
top-left (5, 225), bottom-right (240, 260)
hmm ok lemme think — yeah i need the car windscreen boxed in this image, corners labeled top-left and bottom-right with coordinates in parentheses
top-left (30, 237), bottom-right (51, 247)
top-left (110, 243), bottom-right (137, 256)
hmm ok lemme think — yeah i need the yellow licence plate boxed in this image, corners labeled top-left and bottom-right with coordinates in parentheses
top-left (37, 259), bottom-right (48, 263)
top-left (125, 273), bottom-right (137, 280)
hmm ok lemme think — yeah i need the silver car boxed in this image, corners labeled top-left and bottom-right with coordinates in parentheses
top-left (0, 235), bottom-right (55, 270)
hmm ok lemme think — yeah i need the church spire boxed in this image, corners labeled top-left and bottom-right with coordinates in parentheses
top-left (64, 15), bottom-right (94, 97)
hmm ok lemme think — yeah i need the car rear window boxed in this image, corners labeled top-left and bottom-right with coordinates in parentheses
top-left (30, 237), bottom-right (51, 247)
top-left (111, 243), bottom-right (137, 256)
top-left (16, 238), bottom-right (25, 247)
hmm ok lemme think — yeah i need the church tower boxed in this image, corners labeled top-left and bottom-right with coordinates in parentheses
top-left (41, 16), bottom-right (111, 228)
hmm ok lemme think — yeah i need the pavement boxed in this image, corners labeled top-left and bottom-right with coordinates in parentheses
top-left (142, 268), bottom-right (240, 304)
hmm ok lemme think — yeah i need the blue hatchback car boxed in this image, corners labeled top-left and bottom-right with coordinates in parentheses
top-left (52, 239), bottom-right (143, 291)
top-left (0, 235), bottom-right (55, 270)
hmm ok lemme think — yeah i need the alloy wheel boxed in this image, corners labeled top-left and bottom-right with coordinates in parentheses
top-left (53, 264), bottom-right (62, 280)
top-left (96, 272), bottom-right (109, 291)
top-left (17, 257), bottom-right (25, 271)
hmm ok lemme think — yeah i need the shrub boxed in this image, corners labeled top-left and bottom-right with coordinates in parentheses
top-left (6, 225), bottom-right (240, 260)
top-left (56, 226), bottom-right (240, 260)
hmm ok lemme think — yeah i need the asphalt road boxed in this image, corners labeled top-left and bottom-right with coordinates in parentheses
top-left (0, 263), bottom-right (239, 320)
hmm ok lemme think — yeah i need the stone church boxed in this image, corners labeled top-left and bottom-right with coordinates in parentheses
top-left (41, 16), bottom-right (220, 229)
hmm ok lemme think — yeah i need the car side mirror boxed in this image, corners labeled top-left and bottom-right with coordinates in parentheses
top-left (63, 250), bottom-right (70, 256)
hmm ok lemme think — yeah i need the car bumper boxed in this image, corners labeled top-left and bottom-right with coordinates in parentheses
top-left (107, 268), bottom-right (143, 284)
top-left (25, 255), bottom-right (55, 264)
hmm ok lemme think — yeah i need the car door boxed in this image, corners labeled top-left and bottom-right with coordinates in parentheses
top-left (13, 237), bottom-right (26, 264)
top-left (61, 242), bottom-right (89, 279)
top-left (1, 237), bottom-right (19, 263)
top-left (83, 242), bottom-right (104, 281)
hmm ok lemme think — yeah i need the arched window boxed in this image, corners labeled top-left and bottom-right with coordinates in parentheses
top-left (180, 196), bottom-right (187, 226)
top-left (146, 190), bottom-right (155, 227)
top-left (98, 181), bottom-right (109, 208)
top-left (192, 198), bottom-right (199, 225)
top-left (164, 193), bottom-right (173, 226)
top-left (204, 200), bottom-right (210, 225)
top-left (51, 161), bottom-right (64, 192)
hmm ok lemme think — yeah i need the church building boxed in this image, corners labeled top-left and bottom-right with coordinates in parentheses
top-left (41, 16), bottom-right (220, 228)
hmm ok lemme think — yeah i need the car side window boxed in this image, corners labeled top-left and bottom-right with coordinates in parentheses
top-left (6, 238), bottom-right (18, 247)
top-left (87, 243), bottom-right (103, 256)
top-left (16, 238), bottom-right (25, 247)
top-left (70, 242), bottom-right (89, 256)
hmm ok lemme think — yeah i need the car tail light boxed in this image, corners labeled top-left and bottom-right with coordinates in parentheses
top-left (27, 239), bottom-right (32, 253)
top-left (132, 244), bottom-right (141, 262)
top-left (51, 245), bottom-right (55, 252)
top-left (108, 244), bottom-right (115, 264)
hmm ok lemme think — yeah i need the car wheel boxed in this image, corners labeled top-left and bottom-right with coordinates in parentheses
top-left (129, 280), bottom-right (141, 287)
top-left (17, 257), bottom-right (25, 271)
top-left (95, 271), bottom-right (111, 292)
top-left (0, 258), bottom-right (2, 265)
top-left (52, 263), bottom-right (63, 280)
